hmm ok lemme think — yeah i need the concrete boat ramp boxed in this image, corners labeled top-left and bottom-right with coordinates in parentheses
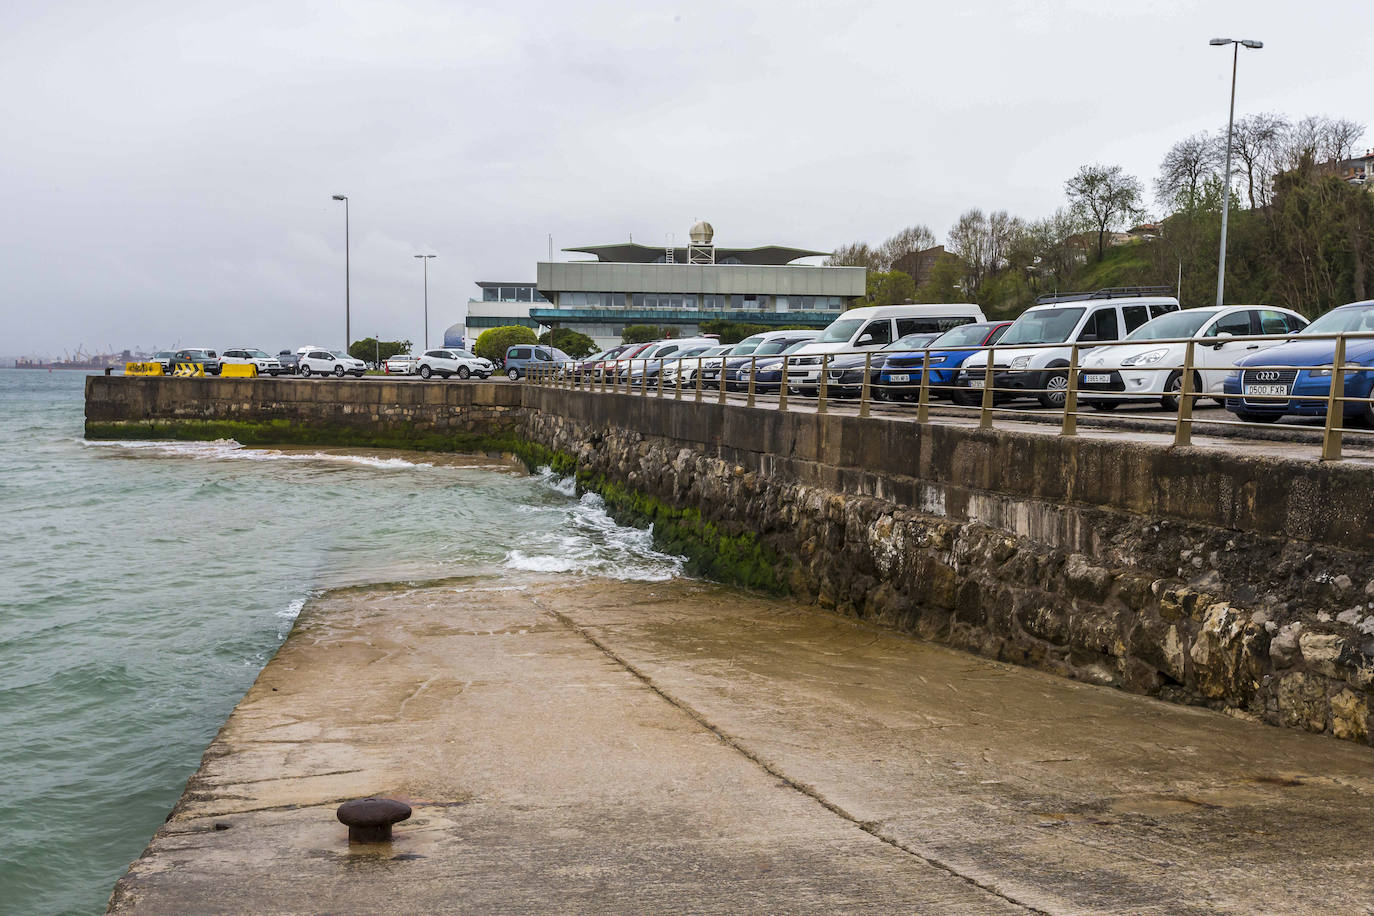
top-left (109, 577), bottom-right (1374, 915)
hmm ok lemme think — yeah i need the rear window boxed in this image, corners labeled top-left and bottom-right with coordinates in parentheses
top-left (509, 347), bottom-right (531, 360)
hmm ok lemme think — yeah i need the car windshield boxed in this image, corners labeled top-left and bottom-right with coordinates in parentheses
top-left (673, 346), bottom-right (710, 359)
top-left (245, 349), bottom-right (270, 358)
top-left (932, 324), bottom-right (993, 348)
top-left (818, 318), bottom-right (864, 343)
top-left (998, 307), bottom-right (1086, 345)
top-left (453, 350), bottom-right (476, 359)
top-left (1126, 310), bottom-right (1217, 341)
top-left (330, 350), bottom-right (350, 358)
top-left (886, 333), bottom-right (938, 350)
top-left (755, 337), bottom-right (807, 356)
top-left (1301, 304), bottom-right (1374, 335)
top-left (185, 350), bottom-right (209, 357)
top-left (730, 337), bottom-right (764, 356)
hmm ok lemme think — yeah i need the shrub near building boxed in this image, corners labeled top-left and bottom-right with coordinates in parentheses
top-left (474, 325), bottom-right (537, 364)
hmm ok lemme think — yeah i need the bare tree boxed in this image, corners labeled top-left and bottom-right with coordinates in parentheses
top-left (1156, 133), bottom-right (1221, 211)
top-left (947, 209), bottom-right (991, 290)
top-left (1283, 116), bottom-right (1367, 168)
top-left (1230, 113), bottom-right (1288, 208)
top-left (825, 242), bottom-right (880, 270)
top-left (877, 224), bottom-right (937, 275)
top-left (1065, 164), bottom-right (1144, 261)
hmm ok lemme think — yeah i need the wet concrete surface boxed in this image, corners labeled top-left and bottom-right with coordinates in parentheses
top-left (109, 578), bottom-right (1374, 914)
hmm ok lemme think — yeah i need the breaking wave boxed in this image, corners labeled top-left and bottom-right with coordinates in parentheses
top-left (84, 438), bottom-right (434, 470)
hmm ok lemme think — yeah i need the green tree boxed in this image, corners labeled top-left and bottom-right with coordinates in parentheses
top-left (913, 254), bottom-right (966, 303)
top-left (538, 327), bottom-right (597, 357)
top-left (620, 324), bottom-right (670, 344)
top-left (853, 270), bottom-right (915, 308)
top-left (474, 325), bottom-right (538, 363)
top-left (348, 338), bottom-right (412, 365)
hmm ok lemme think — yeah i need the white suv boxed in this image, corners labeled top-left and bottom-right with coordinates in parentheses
top-left (958, 290), bottom-right (1180, 407)
top-left (221, 348), bottom-right (284, 376)
top-left (415, 348), bottom-right (493, 380)
top-left (297, 348), bottom-right (367, 378)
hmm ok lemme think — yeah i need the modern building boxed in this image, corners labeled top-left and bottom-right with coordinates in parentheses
top-left (532, 222), bottom-right (865, 349)
top-left (447, 281), bottom-right (551, 349)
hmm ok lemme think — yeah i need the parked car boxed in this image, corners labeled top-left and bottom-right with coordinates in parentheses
top-left (169, 348), bottom-right (221, 375)
top-left (623, 342), bottom-right (722, 385)
top-left (957, 289), bottom-right (1180, 407)
top-left (151, 350), bottom-right (176, 373)
top-left (819, 333), bottom-right (942, 398)
top-left (383, 354), bottom-right (418, 375)
top-left (719, 331), bottom-right (822, 389)
top-left (735, 339), bottom-right (816, 393)
top-left (276, 350), bottom-right (301, 374)
top-left (1077, 306), bottom-right (1308, 410)
top-left (791, 303), bottom-right (986, 359)
top-left (616, 338), bottom-right (719, 382)
top-left (1223, 300), bottom-right (1374, 425)
top-left (576, 345), bottom-right (632, 381)
top-left (661, 345), bottom-right (731, 386)
top-left (297, 348), bottom-right (366, 377)
top-left (415, 348), bottom-right (493, 380)
top-left (503, 344), bottom-right (573, 380)
top-left (220, 348), bottom-right (284, 376)
top-left (876, 321), bottom-right (1013, 401)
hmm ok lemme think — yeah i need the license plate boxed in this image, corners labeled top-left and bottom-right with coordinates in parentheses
top-left (1245, 384), bottom-right (1289, 396)
top-left (889, 373), bottom-right (910, 382)
top-left (1084, 373), bottom-right (1111, 384)
top-left (968, 379), bottom-right (985, 389)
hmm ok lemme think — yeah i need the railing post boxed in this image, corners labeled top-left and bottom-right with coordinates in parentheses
top-left (746, 355), bottom-right (758, 408)
top-left (657, 359), bottom-right (665, 398)
top-left (718, 355), bottom-right (727, 405)
top-left (817, 354), bottom-right (829, 414)
top-left (1174, 341), bottom-right (1196, 447)
top-left (1061, 344), bottom-right (1080, 437)
top-left (1321, 334), bottom-right (1347, 461)
top-left (978, 346), bottom-right (995, 430)
top-left (675, 361), bottom-right (683, 400)
top-left (778, 356), bottom-right (789, 411)
top-left (858, 352), bottom-right (872, 418)
top-left (916, 349), bottom-right (931, 424)
top-left (641, 359), bottom-right (649, 396)
top-left (695, 357), bottom-right (703, 403)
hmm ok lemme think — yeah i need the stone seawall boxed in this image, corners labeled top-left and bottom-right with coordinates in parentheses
top-left (84, 377), bottom-right (1374, 743)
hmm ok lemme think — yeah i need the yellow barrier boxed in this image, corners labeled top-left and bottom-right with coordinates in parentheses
top-left (220, 363), bottom-right (258, 378)
top-left (125, 362), bottom-right (164, 376)
top-left (172, 362), bottom-right (205, 377)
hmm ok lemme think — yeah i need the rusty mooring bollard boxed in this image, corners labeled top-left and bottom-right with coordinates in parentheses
top-left (337, 797), bottom-right (412, 843)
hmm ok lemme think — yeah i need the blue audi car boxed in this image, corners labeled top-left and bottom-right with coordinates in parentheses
top-left (876, 321), bottom-right (1012, 400)
top-left (1223, 300), bottom-right (1374, 424)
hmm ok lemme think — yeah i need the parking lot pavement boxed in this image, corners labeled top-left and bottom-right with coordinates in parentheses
top-left (111, 578), bottom-right (1374, 915)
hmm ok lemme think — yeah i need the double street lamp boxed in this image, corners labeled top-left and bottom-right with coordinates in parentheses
top-left (414, 254), bottom-right (437, 349)
top-left (1210, 37), bottom-right (1263, 308)
top-left (331, 195), bottom-right (350, 349)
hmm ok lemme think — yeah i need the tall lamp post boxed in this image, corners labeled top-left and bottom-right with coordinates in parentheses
top-left (414, 254), bottom-right (436, 349)
top-left (1210, 37), bottom-right (1263, 307)
top-left (331, 195), bottom-right (350, 349)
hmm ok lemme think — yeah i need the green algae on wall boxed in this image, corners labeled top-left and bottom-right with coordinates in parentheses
top-left (83, 419), bottom-right (529, 455)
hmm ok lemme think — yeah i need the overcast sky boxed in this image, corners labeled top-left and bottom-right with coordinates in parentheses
top-left (3, 0), bottom-right (1371, 357)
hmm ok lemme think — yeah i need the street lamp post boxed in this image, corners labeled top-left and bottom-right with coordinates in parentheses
top-left (331, 195), bottom-right (350, 349)
top-left (414, 254), bottom-right (436, 349)
top-left (1210, 37), bottom-right (1263, 308)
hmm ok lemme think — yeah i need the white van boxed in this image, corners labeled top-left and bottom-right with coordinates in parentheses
top-left (793, 304), bottom-right (986, 358)
top-left (958, 289), bottom-right (1180, 408)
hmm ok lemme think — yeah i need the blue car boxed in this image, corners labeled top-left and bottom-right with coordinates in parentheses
top-left (1223, 300), bottom-right (1374, 424)
top-left (876, 321), bottom-right (1012, 401)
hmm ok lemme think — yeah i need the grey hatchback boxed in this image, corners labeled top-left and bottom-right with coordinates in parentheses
top-left (503, 345), bottom-right (572, 380)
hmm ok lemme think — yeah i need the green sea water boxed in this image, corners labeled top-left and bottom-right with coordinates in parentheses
top-left (0, 369), bottom-right (682, 915)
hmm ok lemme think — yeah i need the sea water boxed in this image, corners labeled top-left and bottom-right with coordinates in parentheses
top-left (0, 369), bottom-right (682, 915)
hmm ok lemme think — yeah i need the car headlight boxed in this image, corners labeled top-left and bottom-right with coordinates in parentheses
top-left (1009, 355), bottom-right (1032, 370)
top-left (1120, 348), bottom-right (1170, 367)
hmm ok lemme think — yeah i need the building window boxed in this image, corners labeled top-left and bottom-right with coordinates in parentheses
top-left (500, 287), bottom-right (517, 301)
top-left (517, 287), bottom-right (532, 302)
top-left (483, 288), bottom-right (498, 301)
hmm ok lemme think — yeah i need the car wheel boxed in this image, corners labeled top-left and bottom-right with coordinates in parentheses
top-left (1087, 400), bottom-right (1119, 411)
top-left (457, 366), bottom-right (470, 379)
top-left (1038, 372), bottom-right (1069, 409)
top-left (950, 388), bottom-right (978, 407)
top-left (507, 368), bottom-right (520, 381)
top-left (419, 365), bottom-right (432, 379)
top-left (1233, 410), bottom-right (1283, 424)
top-left (300, 365), bottom-right (311, 377)
top-left (1159, 371), bottom-right (1201, 412)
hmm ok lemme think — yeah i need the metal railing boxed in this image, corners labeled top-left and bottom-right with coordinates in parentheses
top-left (521, 330), bottom-right (1374, 461)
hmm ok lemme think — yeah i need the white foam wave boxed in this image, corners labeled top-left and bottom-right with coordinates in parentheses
top-left (86, 438), bottom-right (433, 470)
top-left (532, 465), bottom-right (578, 497)
top-left (505, 475), bottom-right (686, 582)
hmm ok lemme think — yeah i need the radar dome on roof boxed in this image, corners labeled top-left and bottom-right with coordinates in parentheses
top-left (689, 220), bottom-right (714, 245)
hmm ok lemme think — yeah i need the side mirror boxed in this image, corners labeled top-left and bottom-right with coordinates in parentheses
top-left (1211, 331), bottom-right (1233, 349)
